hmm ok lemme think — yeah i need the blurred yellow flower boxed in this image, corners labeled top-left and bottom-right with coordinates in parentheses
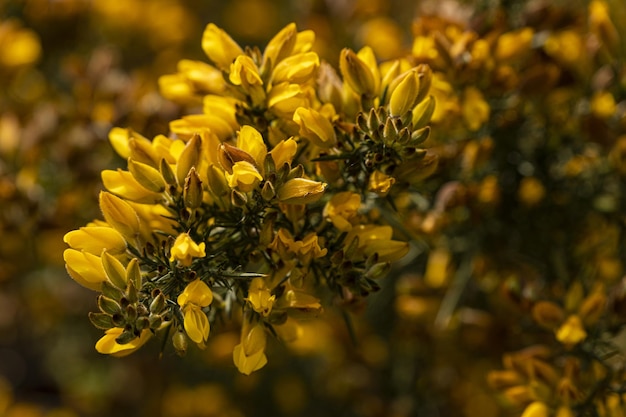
top-left (233, 321), bottom-right (267, 375)
top-left (323, 191), bottom-right (361, 231)
top-left (246, 278), bottom-right (275, 317)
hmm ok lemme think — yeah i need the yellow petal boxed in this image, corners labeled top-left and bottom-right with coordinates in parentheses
top-left (183, 304), bottom-right (210, 345)
top-left (63, 249), bottom-right (107, 290)
top-left (63, 226), bottom-right (126, 255)
top-left (95, 328), bottom-right (151, 357)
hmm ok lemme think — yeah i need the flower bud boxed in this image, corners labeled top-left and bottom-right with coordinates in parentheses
top-left (99, 191), bottom-right (141, 240)
top-left (412, 95), bottom-right (436, 130)
top-left (101, 250), bottom-right (127, 289)
top-left (176, 134), bottom-right (201, 187)
top-left (339, 48), bottom-right (376, 97)
top-left (89, 312), bottom-right (114, 330)
top-left (172, 330), bottom-right (188, 356)
top-left (389, 70), bottom-right (420, 117)
top-left (183, 167), bottom-right (203, 209)
top-left (128, 158), bottom-right (166, 193)
top-left (98, 295), bottom-right (122, 316)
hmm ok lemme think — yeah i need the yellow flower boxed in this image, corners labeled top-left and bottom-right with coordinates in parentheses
top-left (230, 55), bottom-right (263, 86)
top-left (201, 23), bottom-right (243, 70)
top-left (462, 86), bottom-right (490, 132)
top-left (270, 138), bottom-right (298, 168)
top-left (494, 28), bottom-right (534, 62)
top-left (63, 225), bottom-right (126, 255)
top-left (293, 107), bottom-right (336, 148)
top-left (0, 22), bottom-right (41, 67)
top-left (276, 178), bottom-right (326, 204)
top-left (262, 23), bottom-right (298, 70)
top-left (556, 315), bottom-right (587, 346)
top-left (246, 278), bottom-right (275, 317)
top-left (236, 125), bottom-right (267, 169)
top-left (101, 169), bottom-right (163, 204)
top-left (345, 225), bottom-right (409, 262)
top-left (169, 233), bottom-right (206, 267)
top-left (591, 91), bottom-right (616, 119)
top-left (368, 171), bottom-right (395, 196)
top-left (63, 249), bottom-right (107, 290)
top-left (323, 191), bottom-right (361, 231)
top-left (268, 83), bottom-right (310, 117)
top-left (271, 51), bottom-right (319, 85)
top-left (95, 328), bottom-right (152, 357)
top-left (177, 279), bottom-right (213, 346)
top-left (226, 161), bottom-right (263, 192)
top-left (233, 320), bottom-right (267, 375)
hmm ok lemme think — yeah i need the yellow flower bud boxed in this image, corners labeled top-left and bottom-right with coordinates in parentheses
top-left (176, 133), bottom-right (201, 187)
top-left (412, 95), bottom-right (436, 130)
top-left (128, 158), bottom-right (166, 193)
top-left (339, 48), bottom-right (377, 97)
top-left (101, 250), bottom-right (127, 289)
top-left (99, 191), bottom-right (141, 240)
top-left (169, 233), bottom-right (206, 267)
top-left (293, 107), bottom-right (336, 148)
top-left (201, 23), bottom-right (243, 70)
top-left (277, 178), bottom-right (326, 204)
top-left (95, 327), bottom-right (151, 357)
top-left (389, 70), bottom-right (420, 117)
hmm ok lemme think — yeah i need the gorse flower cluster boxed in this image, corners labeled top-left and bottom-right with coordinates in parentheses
top-left (63, 22), bottom-right (434, 374)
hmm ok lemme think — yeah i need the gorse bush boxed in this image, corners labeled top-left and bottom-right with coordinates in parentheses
top-left (60, 1), bottom-right (626, 415)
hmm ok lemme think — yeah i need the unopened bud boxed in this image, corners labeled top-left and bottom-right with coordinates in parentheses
top-left (173, 330), bottom-right (188, 356)
top-left (128, 158), bottom-right (166, 193)
top-left (261, 181), bottom-right (276, 201)
top-left (184, 167), bottom-right (203, 209)
top-left (339, 48), bottom-right (376, 97)
top-left (98, 295), bottom-right (122, 316)
top-left (389, 70), bottom-right (420, 117)
top-left (176, 134), bottom-right (201, 187)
